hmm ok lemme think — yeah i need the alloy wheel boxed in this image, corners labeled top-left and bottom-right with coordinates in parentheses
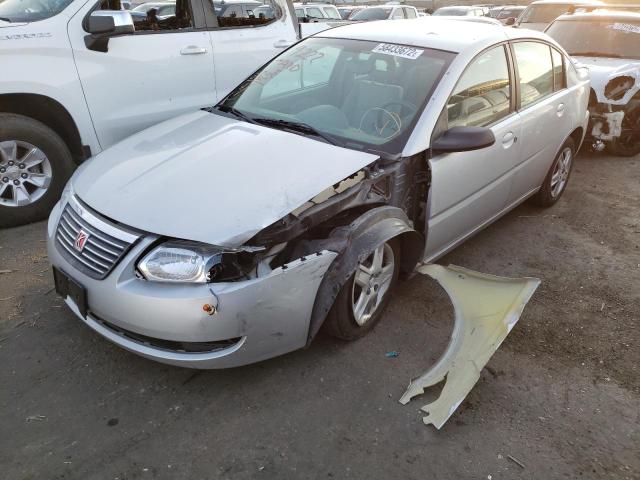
top-left (550, 147), bottom-right (572, 199)
top-left (351, 242), bottom-right (395, 326)
top-left (0, 140), bottom-right (52, 207)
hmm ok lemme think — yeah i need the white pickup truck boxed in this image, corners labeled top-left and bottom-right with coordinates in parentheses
top-left (0, 0), bottom-right (344, 227)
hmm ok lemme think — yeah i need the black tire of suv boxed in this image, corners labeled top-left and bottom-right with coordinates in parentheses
top-left (607, 112), bottom-right (640, 157)
top-left (323, 238), bottom-right (401, 341)
top-left (532, 137), bottom-right (575, 208)
top-left (0, 114), bottom-right (75, 228)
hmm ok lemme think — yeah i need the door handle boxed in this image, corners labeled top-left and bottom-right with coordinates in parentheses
top-left (180, 46), bottom-right (207, 55)
top-left (273, 39), bottom-right (294, 49)
top-left (502, 131), bottom-right (517, 148)
top-left (556, 103), bottom-right (565, 116)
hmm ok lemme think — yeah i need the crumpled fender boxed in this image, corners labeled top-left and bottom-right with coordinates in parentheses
top-left (299, 206), bottom-right (424, 343)
top-left (400, 264), bottom-right (540, 429)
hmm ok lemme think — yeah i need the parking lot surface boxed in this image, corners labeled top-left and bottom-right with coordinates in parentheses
top-left (1, 151), bottom-right (638, 480)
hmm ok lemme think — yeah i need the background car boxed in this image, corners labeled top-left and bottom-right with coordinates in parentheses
top-left (349, 4), bottom-right (418, 21)
top-left (546, 9), bottom-right (640, 156)
top-left (337, 5), bottom-right (366, 19)
top-left (294, 2), bottom-right (342, 21)
top-left (489, 5), bottom-right (525, 24)
top-left (432, 5), bottom-right (486, 17)
top-left (514, 0), bottom-right (604, 30)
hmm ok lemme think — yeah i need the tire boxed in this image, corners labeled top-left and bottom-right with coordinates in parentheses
top-left (532, 137), bottom-right (575, 208)
top-left (607, 111), bottom-right (640, 157)
top-left (0, 113), bottom-right (75, 228)
top-left (323, 238), bottom-right (401, 341)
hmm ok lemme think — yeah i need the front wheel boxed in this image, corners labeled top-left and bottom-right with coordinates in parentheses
top-left (323, 238), bottom-right (401, 341)
top-left (532, 137), bottom-right (575, 208)
top-left (0, 114), bottom-right (75, 228)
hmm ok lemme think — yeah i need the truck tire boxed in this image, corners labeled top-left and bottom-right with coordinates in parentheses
top-left (0, 114), bottom-right (75, 228)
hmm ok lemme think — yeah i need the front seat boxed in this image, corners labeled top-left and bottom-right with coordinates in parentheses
top-left (342, 78), bottom-right (404, 133)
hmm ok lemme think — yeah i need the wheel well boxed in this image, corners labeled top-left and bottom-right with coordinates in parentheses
top-left (569, 126), bottom-right (584, 151)
top-left (0, 94), bottom-right (85, 163)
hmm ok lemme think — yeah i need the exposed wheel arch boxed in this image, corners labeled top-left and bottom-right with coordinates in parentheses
top-left (0, 94), bottom-right (85, 164)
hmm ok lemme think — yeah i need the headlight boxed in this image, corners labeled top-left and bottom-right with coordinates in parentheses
top-left (138, 241), bottom-right (259, 283)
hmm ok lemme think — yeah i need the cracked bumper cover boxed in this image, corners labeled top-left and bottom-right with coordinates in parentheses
top-left (46, 200), bottom-right (337, 369)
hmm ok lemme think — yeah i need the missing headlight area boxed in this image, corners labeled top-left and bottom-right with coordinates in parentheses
top-left (400, 264), bottom-right (540, 429)
top-left (605, 76), bottom-right (635, 101)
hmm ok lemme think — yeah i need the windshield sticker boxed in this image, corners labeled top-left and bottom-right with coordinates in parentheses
top-left (609, 23), bottom-right (640, 34)
top-left (372, 43), bottom-right (424, 60)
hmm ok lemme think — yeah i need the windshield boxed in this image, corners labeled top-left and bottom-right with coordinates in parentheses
top-left (433, 7), bottom-right (468, 16)
top-left (351, 7), bottom-right (391, 20)
top-left (546, 19), bottom-right (640, 59)
top-left (519, 4), bottom-right (570, 24)
top-left (0, 0), bottom-right (74, 22)
top-left (216, 37), bottom-right (453, 156)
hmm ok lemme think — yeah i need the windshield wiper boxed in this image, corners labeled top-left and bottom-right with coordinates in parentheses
top-left (254, 118), bottom-right (340, 146)
top-left (214, 104), bottom-right (258, 124)
top-left (570, 52), bottom-right (623, 58)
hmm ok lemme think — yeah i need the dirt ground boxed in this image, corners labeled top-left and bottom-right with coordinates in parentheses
top-left (0, 150), bottom-right (638, 480)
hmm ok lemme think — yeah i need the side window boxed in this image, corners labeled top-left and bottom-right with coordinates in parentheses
top-left (447, 45), bottom-right (512, 128)
top-left (513, 42), bottom-right (554, 108)
top-left (322, 6), bottom-right (341, 19)
top-left (404, 7), bottom-right (417, 18)
top-left (551, 47), bottom-right (565, 91)
top-left (306, 7), bottom-right (324, 19)
top-left (209, 0), bottom-right (281, 27)
top-left (99, 0), bottom-right (193, 32)
top-left (391, 7), bottom-right (404, 19)
top-left (260, 44), bottom-right (341, 97)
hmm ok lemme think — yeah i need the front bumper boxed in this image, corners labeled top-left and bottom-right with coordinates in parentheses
top-left (46, 197), bottom-right (337, 369)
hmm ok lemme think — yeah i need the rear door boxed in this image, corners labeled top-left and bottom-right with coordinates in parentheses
top-left (203, 0), bottom-right (297, 98)
top-left (68, 0), bottom-right (217, 149)
top-left (425, 44), bottom-right (523, 260)
top-left (507, 41), bottom-right (574, 202)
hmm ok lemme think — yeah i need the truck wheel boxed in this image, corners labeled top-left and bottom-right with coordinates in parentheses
top-left (323, 238), bottom-right (400, 341)
top-left (532, 137), bottom-right (575, 208)
top-left (607, 112), bottom-right (640, 157)
top-left (0, 114), bottom-right (75, 228)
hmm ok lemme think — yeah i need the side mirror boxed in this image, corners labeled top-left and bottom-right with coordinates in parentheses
top-left (85, 10), bottom-right (134, 52)
top-left (505, 17), bottom-right (516, 26)
top-left (432, 126), bottom-right (495, 153)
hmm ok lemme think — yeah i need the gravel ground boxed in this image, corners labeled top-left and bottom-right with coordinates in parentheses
top-left (0, 150), bottom-right (638, 480)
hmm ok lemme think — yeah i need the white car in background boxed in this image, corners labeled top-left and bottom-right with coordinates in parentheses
top-left (294, 2), bottom-right (341, 21)
top-left (514, 0), bottom-right (604, 30)
top-left (47, 19), bottom-right (589, 368)
top-left (432, 6), bottom-right (486, 17)
top-left (349, 4), bottom-right (419, 21)
top-left (546, 9), bottom-right (640, 156)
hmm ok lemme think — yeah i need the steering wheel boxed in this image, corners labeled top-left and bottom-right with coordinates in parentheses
top-left (358, 101), bottom-right (418, 140)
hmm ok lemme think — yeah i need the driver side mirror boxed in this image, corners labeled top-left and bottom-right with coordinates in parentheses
top-left (505, 17), bottom-right (516, 26)
top-left (432, 126), bottom-right (496, 154)
top-left (85, 10), bottom-right (135, 53)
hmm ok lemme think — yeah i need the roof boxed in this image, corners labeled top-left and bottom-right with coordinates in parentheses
top-left (529, 0), bottom-right (604, 5)
top-left (317, 17), bottom-right (551, 53)
top-left (555, 9), bottom-right (640, 20)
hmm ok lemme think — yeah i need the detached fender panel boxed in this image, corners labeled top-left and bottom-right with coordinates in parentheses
top-left (400, 264), bottom-right (540, 429)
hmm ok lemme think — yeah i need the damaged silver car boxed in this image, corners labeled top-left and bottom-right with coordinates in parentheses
top-left (47, 19), bottom-right (589, 368)
top-left (547, 10), bottom-right (640, 156)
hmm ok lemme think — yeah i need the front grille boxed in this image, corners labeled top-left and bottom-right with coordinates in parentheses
top-left (55, 197), bottom-right (140, 279)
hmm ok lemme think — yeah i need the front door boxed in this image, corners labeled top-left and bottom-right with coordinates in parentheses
top-left (202, 0), bottom-right (298, 99)
top-left (68, 0), bottom-right (217, 149)
top-left (425, 44), bottom-right (522, 261)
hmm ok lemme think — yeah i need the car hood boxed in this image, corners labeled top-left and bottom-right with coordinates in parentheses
top-left (73, 110), bottom-right (379, 248)
top-left (575, 56), bottom-right (640, 105)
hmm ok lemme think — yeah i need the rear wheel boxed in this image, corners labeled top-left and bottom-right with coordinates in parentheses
top-left (0, 114), bottom-right (75, 228)
top-left (532, 137), bottom-right (575, 208)
top-left (323, 238), bottom-right (400, 340)
top-left (607, 111), bottom-right (640, 157)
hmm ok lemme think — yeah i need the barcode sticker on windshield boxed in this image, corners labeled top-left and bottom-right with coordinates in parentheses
top-left (609, 22), bottom-right (640, 34)
top-left (372, 43), bottom-right (424, 59)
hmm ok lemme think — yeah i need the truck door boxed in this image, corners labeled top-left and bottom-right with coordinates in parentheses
top-left (202, 0), bottom-right (298, 99)
top-left (67, 0), bottom-right (217, 149)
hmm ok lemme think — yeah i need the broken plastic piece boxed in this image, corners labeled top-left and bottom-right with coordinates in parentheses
top-left (400, 264), bottom-right (540, 429)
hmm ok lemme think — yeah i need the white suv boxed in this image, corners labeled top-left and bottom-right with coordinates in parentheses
top-left (0, 0), bottom-right (302, 227)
